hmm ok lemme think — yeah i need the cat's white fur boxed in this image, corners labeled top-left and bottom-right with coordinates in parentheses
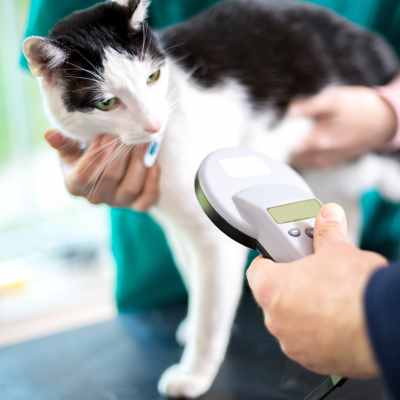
top-left (24, 2), bottom-right (400, 397)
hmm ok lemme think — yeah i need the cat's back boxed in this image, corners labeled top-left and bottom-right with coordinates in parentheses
top-left (162, 0), bottom-right (399, 109)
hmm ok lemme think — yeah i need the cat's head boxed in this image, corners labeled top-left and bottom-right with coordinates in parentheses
top-left (23, 0), bottom-right (170, 145)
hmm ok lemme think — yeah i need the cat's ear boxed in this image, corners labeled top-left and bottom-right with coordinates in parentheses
top-left (23, 36), bottom-right (66, 80)
top-left (113, 0), bottom-right (150, 29)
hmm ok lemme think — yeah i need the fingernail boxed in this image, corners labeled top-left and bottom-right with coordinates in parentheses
top-left (45, 130), bottom-right (59, 140)
top-left (45, 131), bottom-right (64, 146)
top-left (320, 203), bottom-right (345, 222)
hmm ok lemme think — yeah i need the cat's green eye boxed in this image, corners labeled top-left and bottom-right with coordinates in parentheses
top-left (147, 69), bottom-right (161, 85)
top-left (95, 97), bottom-right (119, 111)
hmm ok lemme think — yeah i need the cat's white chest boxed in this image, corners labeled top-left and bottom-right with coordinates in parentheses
top-left (157, 78), bottom-right (269, 217)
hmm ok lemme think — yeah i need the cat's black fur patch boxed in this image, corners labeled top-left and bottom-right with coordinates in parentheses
top-left (162, 0), bottom-right (399, 110)
top-left (46, 0), bottom-right (399, 113)
top-left (48, 1), bottom-right (164, 111)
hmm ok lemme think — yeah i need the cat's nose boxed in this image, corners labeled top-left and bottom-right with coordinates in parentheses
top-left (144, 121), bottom-right (161, 134)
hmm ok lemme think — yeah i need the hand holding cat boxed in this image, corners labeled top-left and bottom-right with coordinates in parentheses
top-left (289, 86), bottom-right (398, 168)
top-left (45, 131), bottom-right (161, 211)
top-left (247, 203), bottom-right (388, 378)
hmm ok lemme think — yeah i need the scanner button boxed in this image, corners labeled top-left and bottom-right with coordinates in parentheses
top-left (288, 228), bottom-right (301, 238)
top-left (305, 227), bottom-right (314, 238)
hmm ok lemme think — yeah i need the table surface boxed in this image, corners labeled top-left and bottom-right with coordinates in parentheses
top-left (0, 291), bottom-right (385, 400)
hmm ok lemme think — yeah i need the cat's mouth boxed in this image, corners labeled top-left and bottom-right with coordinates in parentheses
top-left (120, 120), bottom-right (165, 145)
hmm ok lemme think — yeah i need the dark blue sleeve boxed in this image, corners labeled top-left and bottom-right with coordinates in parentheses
top-left (365, 262), bottom-right (400, 399)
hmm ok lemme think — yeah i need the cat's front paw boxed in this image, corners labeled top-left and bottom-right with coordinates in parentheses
top-left (158, 364), bottom-right (214, 399)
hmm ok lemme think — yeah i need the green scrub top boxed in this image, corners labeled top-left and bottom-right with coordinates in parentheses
top-left (23, 0), bottom-right (400, 311)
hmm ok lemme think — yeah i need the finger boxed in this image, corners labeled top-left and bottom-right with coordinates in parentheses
top-left (91, 144), bottom-right (132, 204)
top-left (289, 89), bottom-right (336, 119)
top-left (114, 145), bottom-right (148, 205)
top-left (246, 257), bottom-right (280, 309)
top-left (88, 142), bottom-right (133, 204)
top-left (73, 135), bottom-right (116, 179)
top-left (132, 164), bottom-right (161, 211)
top-left (296, 129), bottom-right (338, 153)
top-left (314, 203), bottom-right (350, 252)
top-left (45, 130), bottom-right (83, 165)
top-left (291, 149), bottom-right (346, 169)
top-left (67, 135), bottom-right (116, 196)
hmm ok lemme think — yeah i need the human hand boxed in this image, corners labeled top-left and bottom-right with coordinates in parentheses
top-left (247, 203), bottom-right (388, 378)
top-left (289, 86), bottom-right (397, 168)
top-left (45, 130), bottom-right (160, 211)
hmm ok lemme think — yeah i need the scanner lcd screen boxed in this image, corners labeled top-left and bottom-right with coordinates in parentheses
top-left (268, 199), bottom-right (321, 224)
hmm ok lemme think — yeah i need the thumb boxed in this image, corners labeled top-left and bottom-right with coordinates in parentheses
top-left (45, 130), bottom-right (82, 165)
top-left (314, 203), bottom-right (350, 251)
top-left (289, 89), bottom-right (336, 119)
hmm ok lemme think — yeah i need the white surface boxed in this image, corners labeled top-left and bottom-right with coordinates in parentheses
top-left (219, 156), bottom-right (270, 178)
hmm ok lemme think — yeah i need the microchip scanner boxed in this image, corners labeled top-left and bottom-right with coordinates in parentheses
top-left (195, 148), bottom-right (320, 260)
top-left (195, 147), bottom-right (347, 400)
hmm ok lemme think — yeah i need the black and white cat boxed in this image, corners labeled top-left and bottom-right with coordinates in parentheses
top-left (23, 0), bottom-right (400, 397)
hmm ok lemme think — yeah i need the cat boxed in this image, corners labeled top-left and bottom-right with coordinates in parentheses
top-left (23, 0), bottom-right (400, 397)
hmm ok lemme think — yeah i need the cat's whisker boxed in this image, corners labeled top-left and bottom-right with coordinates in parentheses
top-left (64, 60), bottom-right (104, 82)
top-left (162, 41), bottom-right (185, 53)
top-left (63, 75), bottom-right (102, 84)
top-left (55, 137), bottom-right (82, 154)
top-left (70, 85), bottom-right (103, 94)
top-left (185, 65), bottom-right (202, 81)
top-left (70, 49), bottom-right (104, 80)
top-left (65, 66), bottom-right (103, 81)
top-left (169, 53), bottom-right (191, 66)
top-left (141, 24), bottom-right (146, 61)
top-left (86, 142), bottom-right (130, 201)
top-left (78, 147), bottom-right (113, 176)
top-left (86, 164), bottom-right (107, 202)
top-left (84, 137), bottom-right (121, 159)
top-left (86, 152), bottom-right (117, 201)
top-left (141, 23), bottom-right (150, 61)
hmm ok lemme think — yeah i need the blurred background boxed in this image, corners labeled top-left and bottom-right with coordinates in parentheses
top-left (0, 0), bottom-right (116, 347)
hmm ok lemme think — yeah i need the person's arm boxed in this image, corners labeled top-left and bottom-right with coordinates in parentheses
top-left (365, 262), bottom-right (400, 399)
top-left (246, 204), bottom-right (391, 379)
top-left (377, 75), bottom-right (400, 149)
